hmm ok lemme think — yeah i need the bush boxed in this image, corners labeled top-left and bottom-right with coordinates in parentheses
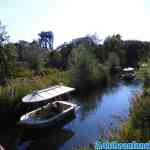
top-left (0, 43), bottom-right (17, 83)
top-left (69, 45), bottom-right (107, 90)
top-left (136, 61), bottom-right (150, 93)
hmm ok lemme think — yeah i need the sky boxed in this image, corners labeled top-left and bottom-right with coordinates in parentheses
top-left (1, 0), bottom-right (150, 47)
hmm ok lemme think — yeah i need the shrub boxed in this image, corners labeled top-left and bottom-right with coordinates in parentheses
top-left (69, 45), bottom-right (107, 90)
top-left (136, 61), bottom-right (150, 94)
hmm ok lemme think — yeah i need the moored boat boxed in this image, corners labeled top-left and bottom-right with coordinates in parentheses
top-left (120, 67), bottom-right (135, 80)
top-left (18, 85), bottom-right (79, 129)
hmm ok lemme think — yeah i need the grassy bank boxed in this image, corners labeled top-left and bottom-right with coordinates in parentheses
top-left (0, 65), bottom-right (107, 127)
top-left (0, 68), bottom-right (71, 102)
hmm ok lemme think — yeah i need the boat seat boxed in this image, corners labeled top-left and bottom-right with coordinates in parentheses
top-left (46, 103), bottom-right (62, 112)
top-left (52, 103), bottom-right (63, 113)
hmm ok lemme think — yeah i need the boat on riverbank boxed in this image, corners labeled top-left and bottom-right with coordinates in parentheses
top-left (18, 85), bottom-right (78, 129)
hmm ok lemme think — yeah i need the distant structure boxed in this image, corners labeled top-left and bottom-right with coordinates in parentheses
top-left (39, 31), bottom-right (54, 50)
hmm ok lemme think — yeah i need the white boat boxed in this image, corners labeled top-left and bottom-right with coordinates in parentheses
top-left (18, 85), bottom-right (79, 128)
top-left (122, 67), bottom-right (134, 72)
top-left (121, 67), bottom-right (135, 80)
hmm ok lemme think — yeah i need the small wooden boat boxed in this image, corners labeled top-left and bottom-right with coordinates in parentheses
top-left (18, 85), bottom-right (79, 128)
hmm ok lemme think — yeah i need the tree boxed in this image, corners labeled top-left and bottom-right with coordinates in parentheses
top-left (0, 22), bottom-right (16, 83)
top-left (103, 34), bottom-right (122, 52)
top-left (122, 40), bottom-right (150, 67)
top-left (27, 40), bottom-right (48, 73)
top-left (39, 31), bottom-right (54, 50)
top-left (106, 52), bottom-right (120, 73)
top-left (103, 34), bottom-right (127, 67)
top-left (0, 21), bottom-right (9, 46)
top-left (0, 43), bottom-right (17, 83)
top-left (69, 44), bottom-right (106, 90)
top-left (15, 40), bottom-right (30, 61)
top-left (15, 40), bottom-right (48, 73)
top-left (47, 51), bottom-right (62, 68)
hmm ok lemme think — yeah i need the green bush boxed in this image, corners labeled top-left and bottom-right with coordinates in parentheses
top-left (136, 61), bottom-right (150, 93)
top-left (69, 45), bottom-right (107, 90)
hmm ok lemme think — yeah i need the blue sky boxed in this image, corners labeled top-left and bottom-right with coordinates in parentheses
top-left (1, 0), bottom-right (150, 47)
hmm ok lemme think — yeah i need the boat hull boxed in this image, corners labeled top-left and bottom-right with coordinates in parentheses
top-left (18, 101), bottom-right (77, 129)
top-left (121, 73), bottom-right (135, 80)
top-left (18, 109), bottom-right (75, 129)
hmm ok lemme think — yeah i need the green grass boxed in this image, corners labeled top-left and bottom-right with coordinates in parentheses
top-left (0, 68), bottom-right (71, 103)
top-left (114, 93), bottom-right (150, 142)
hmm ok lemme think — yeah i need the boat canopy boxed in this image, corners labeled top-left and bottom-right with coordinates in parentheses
top-left (123, 67), bottom-right (134, 72)
top-left (22, 85), bottom-right (75, 103)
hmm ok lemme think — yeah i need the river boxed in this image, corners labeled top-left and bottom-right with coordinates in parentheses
top-left (0, 80), bottom-right (142, 150)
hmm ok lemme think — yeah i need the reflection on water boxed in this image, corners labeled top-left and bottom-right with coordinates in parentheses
top-left (0, 80), bottom-right (142, 150)
top-left (61, 80), bottom-right (142, 150)
top-left (17, 128), bottom-right (74, 150)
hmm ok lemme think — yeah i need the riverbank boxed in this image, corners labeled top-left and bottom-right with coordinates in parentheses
top-left (0, 68), bottom-right (72, 127)
top-left (0, 64), bottom-right (108, 127)
top-left (114, 62), bottom-right (150, 142)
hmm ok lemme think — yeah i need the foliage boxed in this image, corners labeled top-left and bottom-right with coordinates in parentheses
top-left (0, 68), bottom-right (71, 103)
top-left (103, 34), bottom-right (127, 67)
top-left (47, 51), bottom-right (63, 68)
top-left (0, 21), bottom-right (9, 45)
top-left (115, 94), bottom-right (150, 142)
top-left (0, 43), bottom-right (17, 83)
top-left (106, 52), bottom-right (120, 73)
top-left (69, 44), bottom-right (107, 90)
top-left (27, 41), bottom-right (48, 73)
top-left (123, 40), bottom-right (150, 66)
top-left (14, 67), bottom-right (33, 78)
top-left (15, 40), bottom-right (30, 61)
top-left (103, 34), bottom-right (122, 52)
top-left (136, 61), bottom-right (150, 95)
top-left (0, 22), bottom-right (17, 83)
top-left (115, 62), bottom-right (150, 142)
top-left (38, 31), bottom-right (54, 49)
